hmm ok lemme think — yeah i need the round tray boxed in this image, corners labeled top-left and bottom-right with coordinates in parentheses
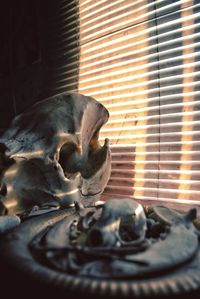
top-left (0, 208), bottom-right (200, 299)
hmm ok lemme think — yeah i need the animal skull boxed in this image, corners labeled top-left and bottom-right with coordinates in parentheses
top-left (87, 198), bottom-right (147, 247)
top-left (0, 93), bottom-right (111, 225)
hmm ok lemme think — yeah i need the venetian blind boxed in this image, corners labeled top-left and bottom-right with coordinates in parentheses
top-left (43, 0), bottom-right (80, 96)
top-left (51, 0), bottom-right (200, 205)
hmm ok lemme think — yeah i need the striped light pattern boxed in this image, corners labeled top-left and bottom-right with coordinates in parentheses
top-left (50, 0), bottom-right (200, 205)
top-left (76, 0), bottom-right (200, 204)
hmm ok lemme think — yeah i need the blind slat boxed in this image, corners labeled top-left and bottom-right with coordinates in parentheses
top-left (75, 1), bottom-right (200, 203)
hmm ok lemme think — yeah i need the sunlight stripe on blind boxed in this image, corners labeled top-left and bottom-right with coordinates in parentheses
top-left (77, 0), bottom-right (200, 204)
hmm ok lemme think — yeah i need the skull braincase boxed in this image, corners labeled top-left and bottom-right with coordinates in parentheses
top-left (0, 93), bottom-right (111, 215)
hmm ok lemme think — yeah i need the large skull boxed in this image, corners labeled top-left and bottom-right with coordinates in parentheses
top-left (0, 93), bottom-right (111, 218)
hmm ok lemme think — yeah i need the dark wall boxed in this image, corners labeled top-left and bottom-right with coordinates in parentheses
top-left (0, 0), bottom-right (79, 132)
top-left (0, 0), bottom-right (45, 131)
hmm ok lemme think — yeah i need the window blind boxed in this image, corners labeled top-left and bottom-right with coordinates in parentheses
top-left (43, 0), bottom-right (80, 96)
top-left (75, 0), bottom-right (200, 205)
top-left (51, 0), bottom-right (200, 205)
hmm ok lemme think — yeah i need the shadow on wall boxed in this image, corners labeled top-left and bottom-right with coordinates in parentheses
top-left (44, 0), bottom-right (80, 98)
top-left (0, 0), bottom-right (42, 131)
top-left (0, 0), bottom-right (80, 133)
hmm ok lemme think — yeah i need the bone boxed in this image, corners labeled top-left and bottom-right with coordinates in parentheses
top-left (80, 138), bottom-right (111, 200)
top-left (79, 206), bottom-right (199, 278)
top-left (153, 205), bottom-right (197, 226)
top-left (0, 158), bottom-right (79, 215)
top-left (0, 93), bottom-right (111, 218)
top-left (87, 198), bottom-right (147, 247)
top-left (0, 215), bottom-right (20, 234)
top-left (0, 93), bottom-right (109, 162)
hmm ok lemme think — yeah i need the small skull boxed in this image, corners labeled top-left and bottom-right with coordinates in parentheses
top-left (87, 198), bottom-right (147, 247)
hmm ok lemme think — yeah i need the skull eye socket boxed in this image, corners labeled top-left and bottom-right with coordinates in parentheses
top-left (0, 183), bottom-right (7, 196)
top-left (59, 142), bottom-right (81, 176)
top-left (0, 201), bottom-right (7, 215)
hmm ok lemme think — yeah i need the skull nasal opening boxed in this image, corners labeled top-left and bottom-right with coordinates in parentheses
top-left (88, 228), bottom-right (104, 247)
